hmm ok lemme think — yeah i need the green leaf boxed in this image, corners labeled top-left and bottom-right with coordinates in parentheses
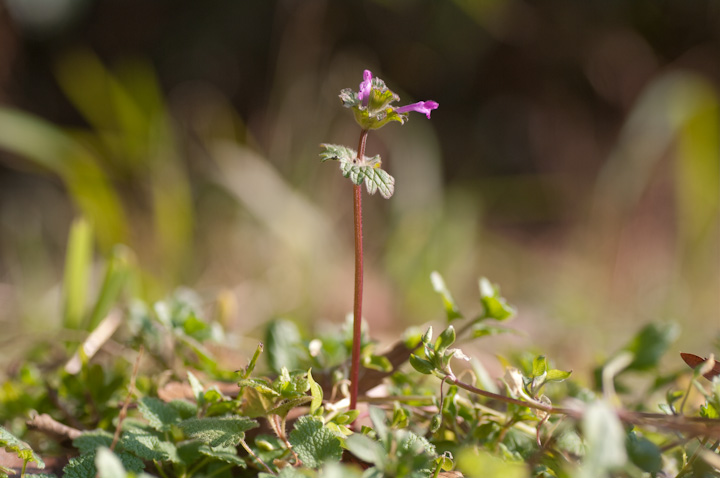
top-left (87, 245), bottom-right (132, 330)
top-left (626, 432), bottom-right (662, 474)
top-left (288, 416), bottom-right (342, 468)
top-left (362, 354), bottom-right (393, 372)
top-left (320, 144), bottom-right (395, 198)
top-left (430, 272), bottom-right (463, 321)
top-left (435, 326), bottom-right (456, 355)
top-left (198, 445), bottom-right (247, 467)
top-left (187, 371), bottom-right (205, 405)
top-left (238, 378), bottom-right (280, 398)
top-left (62, 217), bottom-right (93, 330)
top-left (546, 369), bottom-right (572, 382)
top-left (119, 430), bottom-right (168, 461)
top-left (479, 278), bottom-right (516, 321)
top-left (409, 355), bottom-right (435, 375)
top-left (471, 323), bottom-right (515, 338)
top-left (0, 426), bottom-right (45, 469)
top-left (178, 416), bottom-right (258, 448)
top-left (168, 399), bottom-right (198, 419)
top-left (623, 322), bottom-right (680, 371)
top-left (344, 434), bottom-right (386, 467)
top-left (307, 369), bottom-right (323, 414)
top-left (64, 451), bottom-right (144, 478)
top-left (456, 449), bottom-right (525, 478)
top-left (319, 144), bottom-right (356, 163)
top-left (267, 397), bottom-right (312, 418)
top-left (532, 356), bottom-right (548, 377)
top-left (266, 319), bottom-right (304, 373)
top-left (137, 397), bottom-right (181, 432)
top-left (73, 430), bottom-right (114, 453)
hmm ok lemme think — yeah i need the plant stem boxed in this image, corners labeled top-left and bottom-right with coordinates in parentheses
top-left (350, 129), bottom-right (369, 413)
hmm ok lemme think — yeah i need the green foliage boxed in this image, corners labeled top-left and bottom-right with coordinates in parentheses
top-left (319, 144), bottom-right (395, 198)
top-left (0, 425), bottom-right (45, 472)
top-left (178, 416), bottom-right (257, 448)
top-left (3, 251), bottom-right (720, 478)
top-left (288, 416), bottom-right (342, 468)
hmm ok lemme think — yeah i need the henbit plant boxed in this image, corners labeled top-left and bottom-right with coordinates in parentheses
top-left (320, 69), bottom-right (438, 412)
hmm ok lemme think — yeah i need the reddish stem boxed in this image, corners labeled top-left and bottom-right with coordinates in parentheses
top-left (350, 129), bottom-right (369, 412)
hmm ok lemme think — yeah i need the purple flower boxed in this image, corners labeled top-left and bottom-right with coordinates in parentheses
top-left (396, 101), bottom-right (439, 119)
top-left (358, 70), bottom-right (373, 107)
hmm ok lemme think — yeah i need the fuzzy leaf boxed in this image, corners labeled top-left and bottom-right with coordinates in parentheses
top-left (64, 451), bottom-right (144, 478)
top-left (288, 416), bottom-right (342, 468)
top-left (199, 445), bottom-right (247, 467)
top-left (0, 426), bottom-right (44, 469)
top-left (179, 416), bottom-right (258, 448)
top-left (137, 397), bottom-right (181, 432)
top-left (72, 430), bottom-right (113, 454)
top-left (119, 430), bottom-right (168, 461)
top-left (267, 397), bottom-right (312, 418)
top-left (320, 144), bottom-right (395, 198)
top-left (430, 272), bottom-right (463, 322)
top-left (319, 144), bottom-right (356, 163)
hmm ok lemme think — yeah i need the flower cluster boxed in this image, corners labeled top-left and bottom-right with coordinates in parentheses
top-left (340, 69), bottom-right (438, 130)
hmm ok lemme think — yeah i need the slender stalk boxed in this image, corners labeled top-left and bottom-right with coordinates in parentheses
top-left (350, 129), bottom-right (369, 412)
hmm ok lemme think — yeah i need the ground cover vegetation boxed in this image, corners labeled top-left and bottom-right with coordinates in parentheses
top-left (1, 70), bottom-right (720, 478)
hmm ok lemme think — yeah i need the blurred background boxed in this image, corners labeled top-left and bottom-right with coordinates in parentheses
top-left (0, 0), bottom-right (718, 375)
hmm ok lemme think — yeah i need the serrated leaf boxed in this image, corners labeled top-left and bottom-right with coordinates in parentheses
top-left (362, 166), bottom-right (395, 198)
top-left (288, 416), bottom-right (342, 468)
top-left (178, 416), bottom-right (258, 448)
top-left (471, 323), bottom-right (515, 338)
top-left (137, 397), bottom-right (181, 432)
top-left (0, 426), bottom-right (44, 468)
top-left (119, 430), bottom-right (168, 461)
top-left (199, 445), bottom-right (247, 467)
top-left (64, 451), bottom-right (144, 478)
top-left (169, 399), bottom-right (198, 419)
top-left (73, 430), bottom-right (114, 454)
top-left (319, 144), bottom-right (356, 163)
top-left (430, 272), bottom-right (463, 322)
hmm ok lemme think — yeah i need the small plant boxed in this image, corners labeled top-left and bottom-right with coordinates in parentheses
top-left (320, 69), bottom-right (438, 412)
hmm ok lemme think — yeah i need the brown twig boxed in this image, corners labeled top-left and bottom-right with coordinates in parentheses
top-left (111, 346), bottom-right (144, 451)
top-left (26, 412), bottom-right (82, 440)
